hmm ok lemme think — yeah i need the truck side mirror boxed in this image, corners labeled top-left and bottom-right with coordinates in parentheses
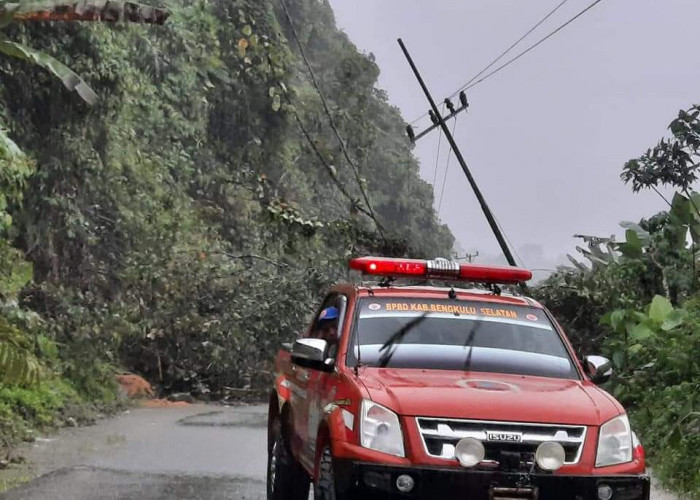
top-left (291, 339), bottom-right (334, 372)
top-left (584, 355), bottom-right (613, 384)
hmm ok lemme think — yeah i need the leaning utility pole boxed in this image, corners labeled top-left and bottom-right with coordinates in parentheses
top-left (398, 38), bottom-right (518, 268)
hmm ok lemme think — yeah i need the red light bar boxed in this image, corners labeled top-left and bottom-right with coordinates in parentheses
top-left (351, 257), bottom-right (427, 276)
top-left (349, 257), bottom-right (532, 284)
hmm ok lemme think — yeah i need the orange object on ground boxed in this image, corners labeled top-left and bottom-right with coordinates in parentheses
top-left (140, 399), bottom-right (191, 408)
top-left (115, 374), bottom-right (155, 399)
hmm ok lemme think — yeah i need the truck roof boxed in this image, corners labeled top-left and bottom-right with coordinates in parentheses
top-left (329, 283), bottom-right (542, 308)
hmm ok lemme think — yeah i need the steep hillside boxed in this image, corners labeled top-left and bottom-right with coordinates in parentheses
top-left (0, 0), bottom-right (453, 398)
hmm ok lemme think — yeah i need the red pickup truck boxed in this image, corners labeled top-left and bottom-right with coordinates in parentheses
top-left (267, 257), bottom-right (649, 500)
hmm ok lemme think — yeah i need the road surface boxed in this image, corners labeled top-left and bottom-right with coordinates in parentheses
top-left (0, 404), bottom-right (681, 499)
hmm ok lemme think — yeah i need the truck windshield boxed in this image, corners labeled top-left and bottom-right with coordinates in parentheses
top-left (347, 297), bottom-right (578, 380)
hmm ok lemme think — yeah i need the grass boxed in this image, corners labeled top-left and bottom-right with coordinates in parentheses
top-left (0, 473), bottom-right (33, 494)
top-left (0, 374), bottom-right (121, 456)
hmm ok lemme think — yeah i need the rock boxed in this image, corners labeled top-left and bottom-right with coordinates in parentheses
top-left (167, 393), bottom-right (194, 403)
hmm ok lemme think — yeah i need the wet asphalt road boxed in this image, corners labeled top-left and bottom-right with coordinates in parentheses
top-left (0, 404), bottom-right (680, 500)
top-left (0, 405), bottom-right (270, 500)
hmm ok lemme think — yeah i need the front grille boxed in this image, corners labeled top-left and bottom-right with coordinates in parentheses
top-left (416, 417), bottom-right (587, 465)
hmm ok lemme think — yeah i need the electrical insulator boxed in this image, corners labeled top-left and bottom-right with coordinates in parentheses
top-left (406, 125), bottom-right (416, 142)
top-left (429, 110), bottom-right (439, 125)
top-left (459, 91), bottom-right (469, 109)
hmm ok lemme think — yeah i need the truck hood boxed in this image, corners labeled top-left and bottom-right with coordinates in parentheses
top-left (359, 367), bottom-right (622, 426)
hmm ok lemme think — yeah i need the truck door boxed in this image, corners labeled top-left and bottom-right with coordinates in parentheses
top-left (289, 294), bottom-right (344, 469)
top-left (293, 294), bottom-right (347, 470)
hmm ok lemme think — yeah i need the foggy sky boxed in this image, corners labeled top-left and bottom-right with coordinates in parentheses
top-left (327, 0), bottom-right (699, 268)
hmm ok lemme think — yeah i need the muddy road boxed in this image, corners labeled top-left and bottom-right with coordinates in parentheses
top-left (0, 404), bottom-right (680, 500)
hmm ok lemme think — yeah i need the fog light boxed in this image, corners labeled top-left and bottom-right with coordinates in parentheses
top-left (598, 483), bottom-right (613, 500)
top-left (396, 474), bottom-right (415, 493)
top-left (363, 471), bottom-right (390, 490)
top-left (454, 437), bottom-right (485, 468)
top-left (535, 441), bottom-right (566, 471)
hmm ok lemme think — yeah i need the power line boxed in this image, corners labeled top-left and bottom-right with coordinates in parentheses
top-left (410, 0), bottom-right (572, 126)
top-left (463, 0), bottom-right (605, 92)
top-left (437, 118), bottom-right (459, 216)
top-left (277, 83), bottom-right (375, 220)
top-left (409, 0), bottom-right (603, 125)
top-left (431, 104), bottom-right (445, 188)
top-left (278, 0), bottom-right (385, 238)
top-left (448, 0), bottom-right (572, 99)
top-left (292, 112), bottom-right (374, 220)
top-left (494, 213), bottom-right (527, 269)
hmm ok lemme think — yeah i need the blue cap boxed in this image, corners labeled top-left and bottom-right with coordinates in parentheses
top-left (319, 307), bottom-right (339, 321)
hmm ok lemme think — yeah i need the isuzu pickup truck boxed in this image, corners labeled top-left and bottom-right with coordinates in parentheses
top-left (267, 257), bottom-right (649, 500)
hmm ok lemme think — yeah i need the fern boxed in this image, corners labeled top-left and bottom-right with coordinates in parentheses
top-left (0, 318), bottom-right (41, 386)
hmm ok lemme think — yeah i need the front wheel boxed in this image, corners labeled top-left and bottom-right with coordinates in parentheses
top-left (314, 446), bottom-right (339, 500)
top-left (267, 418), bottom-right (310, 500)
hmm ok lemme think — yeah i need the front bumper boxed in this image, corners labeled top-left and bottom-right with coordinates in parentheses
top-left (334, 460), bottom-right (650, 500)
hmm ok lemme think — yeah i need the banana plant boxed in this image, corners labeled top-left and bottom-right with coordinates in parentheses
top-left (1, 2), bottom-right (168, 384)
top-left (0, 1), bottom-right (169, 104)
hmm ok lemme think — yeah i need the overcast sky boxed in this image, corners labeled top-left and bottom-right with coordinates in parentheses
top-left (327, 0), bottom-right (699, 269)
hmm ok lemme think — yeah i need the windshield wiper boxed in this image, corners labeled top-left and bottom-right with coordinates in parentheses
top-left (463, 318), bottom-right (484, 372)
top-left (376, 312), bottom-right (483, 370)
top-left (378, 313), bottom-right (429, 367)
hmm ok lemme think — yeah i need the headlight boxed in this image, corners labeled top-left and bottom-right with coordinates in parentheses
top-left (360, 400), bottom-right (405, 457)
top-left (596, 414), bottom-right (633, 467)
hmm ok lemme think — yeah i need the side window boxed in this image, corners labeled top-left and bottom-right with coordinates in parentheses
top-left (310, 294), bottom-right (347, 360)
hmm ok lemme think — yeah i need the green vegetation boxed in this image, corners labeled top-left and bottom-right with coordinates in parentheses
top-left (0, 0), bottom-right (169, 453)
top-left (0, 0), bottom-right (452, 452)
top-left (0, 1), bottom-right (696, 497)
top-left (536, 105), bottom-right (700, 497)
top-left (0, 379), bottom-right (84, 441)
top-left (0, 474), bottom-right (33, 494)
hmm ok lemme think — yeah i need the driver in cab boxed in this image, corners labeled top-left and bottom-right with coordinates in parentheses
top-left (317, 307), bottom-right (340, 357)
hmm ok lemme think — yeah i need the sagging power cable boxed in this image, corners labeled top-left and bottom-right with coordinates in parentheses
top-left (431, 104), bottom-right (446, 188)
top-left (462, 0), bottom-right (605, 92)
top-left (281, 86), bottom-right (375, 221)
top-left (494, 213), bottom-right (527, 269)
top-left (448, 0), bottom-right (572, 99)
top-left (278, 0), bottom-right (385, 239)
top-left (437, 118), bottom-right (459, 217)
top-left (266, 55), bottom-right (375, 220)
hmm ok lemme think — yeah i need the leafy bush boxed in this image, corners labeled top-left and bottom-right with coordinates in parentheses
top-left (602, 296), bottom-right (699, 496)
top-left (0, 378), bottom-right (84, 444)
top-left (536, 105), bottom-right (700, 496)
top-left (538, 235), bottom-right (700, 496)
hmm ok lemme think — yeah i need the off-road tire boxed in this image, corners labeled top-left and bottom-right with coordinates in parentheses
top-left (314, 446), bottom-right (339, 500)
top-left (266, 418), bottom-right (310, 500)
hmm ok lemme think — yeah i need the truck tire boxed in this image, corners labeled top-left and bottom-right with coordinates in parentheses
top-left (267, 418), bottom-right (310, 500)
top-left (314, 446), bottom-right (342, 500)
